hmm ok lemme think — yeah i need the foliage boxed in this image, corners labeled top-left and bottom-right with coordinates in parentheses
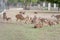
top-left (7, 0), bottom-right (14, 3)
top-left (31, 0), bottom-right (38, 3)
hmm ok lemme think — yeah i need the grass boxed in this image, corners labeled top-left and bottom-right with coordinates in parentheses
top-left (0, 23), bottom-right (60, 40)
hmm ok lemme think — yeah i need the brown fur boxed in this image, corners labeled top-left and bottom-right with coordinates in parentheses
top-left (51, 15), bottom-right (60, 20)
top-left (45, 20), bottom-right (55, 26)
top-left (6, 17), bottom-right (11, 21)
top-left (31, 15), bottom-right (37, 24)
top-left (15, 14), bottom-right (25, 21)
top-left (34, 23), bottom-right (43, 28)
top-left (34, 12), bottom-right (37, 14)
top-left (3, 12), bottom-right (7, 20)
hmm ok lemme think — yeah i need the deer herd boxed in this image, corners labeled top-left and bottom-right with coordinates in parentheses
top-left (2, 11), bottom-right (60, 28)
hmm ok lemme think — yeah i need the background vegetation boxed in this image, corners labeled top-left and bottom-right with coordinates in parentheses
top-left (7, 0), bottom-right (60, 10)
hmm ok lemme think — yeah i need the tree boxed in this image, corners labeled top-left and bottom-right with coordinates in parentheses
top-left (7, 0), bottom-right (14, 4)
top-left (7, 0), bottom-right (17, 5)
top-left (18, 0), bottom-right (38, 9)
top-left (7, 0), bottom-right (39, 9)
top-left (31, 0), bottom-right (38, 3)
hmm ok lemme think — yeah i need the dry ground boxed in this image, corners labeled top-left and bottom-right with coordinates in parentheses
top-left (0, 9), bottom-right (60, 22)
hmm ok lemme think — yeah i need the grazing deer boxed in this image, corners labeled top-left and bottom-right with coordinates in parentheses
top-left (15, 13), bottom-right (25, 21)
top-left (6, 17), bottom-right (11, 21)
top-left (45, 19), bottom-right (56, 26)
top-left (51, 15), bottom-right (60, 20)
top-left (3, 12), bottom-right (11, 21)
top-left (31, 15), bottom-right (37, 24)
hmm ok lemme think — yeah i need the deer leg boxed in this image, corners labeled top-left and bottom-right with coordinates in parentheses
top-left (16, 18), bottom-right (19, 21)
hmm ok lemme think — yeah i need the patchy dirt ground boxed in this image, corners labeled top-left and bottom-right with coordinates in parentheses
top-left (0, 9), bottom-right (60, 21)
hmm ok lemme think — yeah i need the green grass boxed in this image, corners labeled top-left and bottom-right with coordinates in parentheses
top-left (0, 23), bottom-right (60, 40)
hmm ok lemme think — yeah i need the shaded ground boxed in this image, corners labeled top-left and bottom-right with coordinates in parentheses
top-left (0, 23), bottom-right (60, 40)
